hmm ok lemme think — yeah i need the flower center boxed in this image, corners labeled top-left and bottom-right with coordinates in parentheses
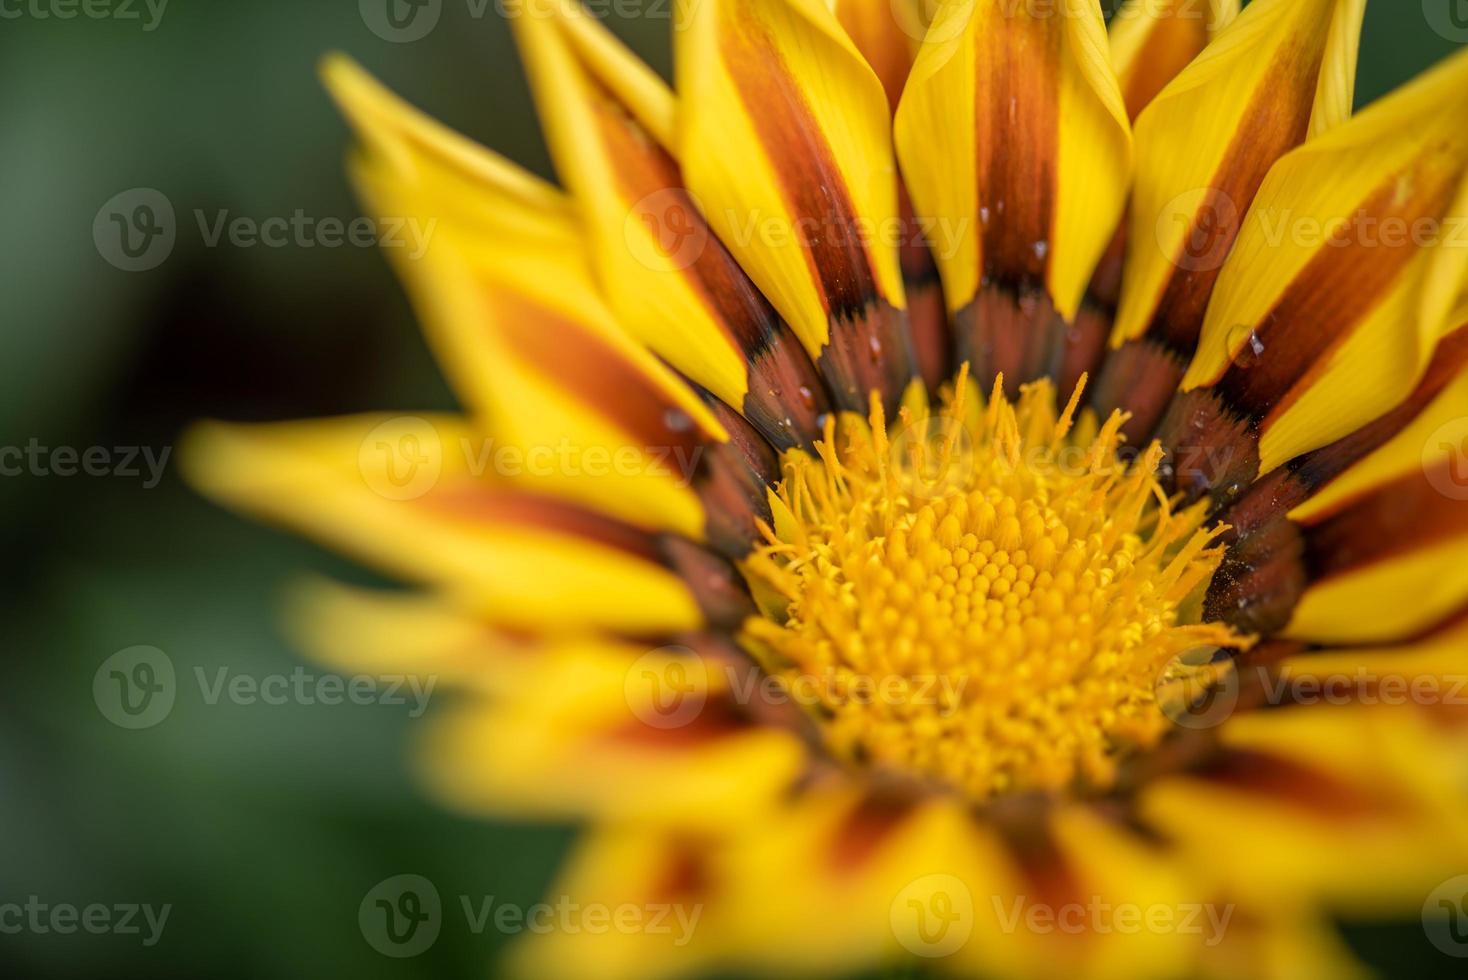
top-left (741, 370), bottom-right (1242, 801)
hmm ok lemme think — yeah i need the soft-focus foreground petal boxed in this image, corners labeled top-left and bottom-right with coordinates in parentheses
top-left (1158, 47), bottom-right (1468, 503)
top-left (1142, 705), bottom-right (1468, 917)
top-left (1096, 0), bottom-right (1366, 442)
top-left (512, 1), bottom-right (830, 450)
top-left (322, 56), bottom-right (733, 540)
top-left (894, 0), bottom-right (1132, 394)
top-left (420, 642), bottom-right (808, 829)
top-left (676, 0), bottom-right (918, 412)
top-left (180, 414), bottom-right (752, 633)
top-left (505, 828), bottom-right (732, 980)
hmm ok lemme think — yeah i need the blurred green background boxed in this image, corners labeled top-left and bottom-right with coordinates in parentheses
top-left (1, 1), bottom-right (1464, 976)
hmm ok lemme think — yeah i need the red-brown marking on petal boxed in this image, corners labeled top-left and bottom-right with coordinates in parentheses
top-left (425, 487), bottom-right (667, 565)
top-left (1155, 154), bottom-right (1465, 503)
top-left (1301, 465), bottom-right (1468, 581)
top-left (492, 289), bottom-right (712, 459)
top-left (1213, 153), bottom-right (1465, 415)
top-left (1118, 6), bottom-right (1209, 122)
top-left (610, 690), bottom-right (752, 748)
top-left (1195, 748), bottom-right (1398, 818)
top-left (827, 791), bottom-right (914, 874)
top-left (1203, 511), bottom-right (1307, 636)
top-left (660, 535), bottom-right (758, 630)
top-left (590, 85), bottom-right (830, 449)
top-left (975, 12), bottom-right (1060, 293)
top-left (693, 396), bottom-right (778, 558)
top-left (720, 0), bottom-right (918, 411)
top-left (1059, 227), bottom-right (1128, 398)
top-left (1220, 324), bottom-right (1468, 537)
top-left (900, 180), bottom-right (951, 393)
top-left (651, 840), bottom-right (716, 904)
top-left (955, 285), bottom-right (1063, 398)
top-left (1097, 27), bottom-right (1334, 441)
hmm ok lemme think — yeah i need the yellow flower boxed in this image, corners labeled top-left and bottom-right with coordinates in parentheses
top-left (184, 0), bottom-right (1468, 976)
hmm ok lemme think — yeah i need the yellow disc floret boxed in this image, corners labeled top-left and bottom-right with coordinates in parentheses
top-left (741, 369), bottom-right (1244, 800)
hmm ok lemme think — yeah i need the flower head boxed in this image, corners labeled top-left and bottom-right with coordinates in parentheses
top-left (186, 0), bottom-right (1468, 976)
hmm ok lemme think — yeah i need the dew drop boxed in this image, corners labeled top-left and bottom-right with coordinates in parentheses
top-left (663, 408), bottom-right (693, 434)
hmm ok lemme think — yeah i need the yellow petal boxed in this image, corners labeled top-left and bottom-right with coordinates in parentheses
top-left (1141, 706), bottom-right (1468, 915)
top-left (676, 0), bottom-right (918, 410)
top-left (180, 415), bottom-right (705, 633)
top-left (1109, 0), bottom-right (1238, 121)
top-left (894, 0), bottom-right (1131, 387)
top-left (513, 1), bottom-right (830, 449)
top-left (1105, 0), bottom-right (1365, 398)
top-left (284, 577), bottom-right (512, 691)
top-left (1288, 326), bottom-right (1468, 525)
top-left (1173, 47), bottom-right (1468, 478)
top-left (325, 56), bottom-right (728, 538)
top-left (420, 651), bottom-right (808, 828)
top-left (505, 828), bottom-right (731, 980)
top-left (1285, 490), bottom-right (1468, 646)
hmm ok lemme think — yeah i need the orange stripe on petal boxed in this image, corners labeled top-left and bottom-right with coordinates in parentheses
top-left (514, 4), bottom-right (830, 449)
top-left (678, 0), bottom-right (917, 412)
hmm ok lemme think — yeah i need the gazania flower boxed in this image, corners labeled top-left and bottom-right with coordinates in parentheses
top-left (185, 0), bottom-right (1468, 976)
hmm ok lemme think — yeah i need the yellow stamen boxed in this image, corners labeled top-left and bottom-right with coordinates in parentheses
top-left (741, 368), bottom-right (1245, 800)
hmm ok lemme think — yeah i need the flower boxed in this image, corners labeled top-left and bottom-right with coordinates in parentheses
top-left (184, 0), bottom-right (1468, 977)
